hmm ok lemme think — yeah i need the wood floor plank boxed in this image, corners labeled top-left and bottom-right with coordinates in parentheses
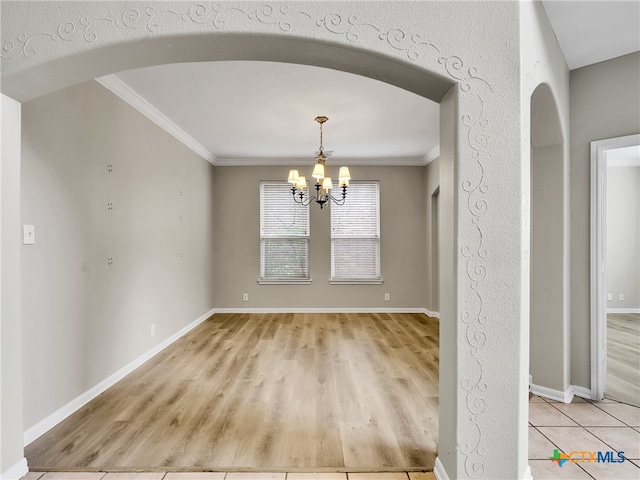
top-left (606, 313), bottom-right (640, 407)
top-left (25, 313), bottom-right (439, 472)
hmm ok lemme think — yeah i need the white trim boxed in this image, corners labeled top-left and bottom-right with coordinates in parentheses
top-left (521, 465), bottom-right (533, 480)
top-left (0, 457), bottom-right (28, 480)
top-left (433, 457), bottom-right (449, 480)
top-left (590, 134), bottom-right (640, 403)
top-left (257, 279), bottom-right (313, 285)
top-left (212, 307), bottom-right (430, 314)
top-left (608, 157), bottom-right (640, 167)
top-left (423, 145), bottom-right (440, 165)
top-left (22, 306), bottom-right (432, 445)
top-left (425, 309), bottom-right (440, 319)
top-left (531, 384), bottom-right (595, 402)
top-left (23, 307), bottom-right (216, 446)
top-left (95, 76), bottom-right (437, 169)
top-left (96, 75), bottom-right (216, 164)
top-left (530, 383), bottom-right (573, 403)
top-left (572, 385), bottom-right (593, 400)
top-left (328, 279), bottom-right (384, 285)
top-left (213, 156), bottom-right (431, 167)
top-left (607, 308), bottom-right (640, 314)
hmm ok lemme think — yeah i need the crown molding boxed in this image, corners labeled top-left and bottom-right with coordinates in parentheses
top-left (423, 145), bottom-right (440, 165)
top-left (96, 75), bottom-right (441, 169)
top-left (97, 75), bottom-right (440, 169)
top-left (96, 74), bottom-right (217, 164)
top-left (214, 156), bottom-right (432, 167)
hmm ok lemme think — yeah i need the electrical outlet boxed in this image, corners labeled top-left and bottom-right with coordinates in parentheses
top-left (23, 225), bottom-right (35, 245)
top-left (151, 324), bottom-right (156, 337)
top-left (385, 293), bottom-right (390, 301)
top-left (619, 293), bottom-right (624, 301)
top-left (243, 293), bottom-right (249, 302)
top-left (607, 293), bottom-right (613, 301)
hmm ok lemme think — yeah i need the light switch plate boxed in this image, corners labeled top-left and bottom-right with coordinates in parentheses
top-left (23, 225), bottom-right (35, 245)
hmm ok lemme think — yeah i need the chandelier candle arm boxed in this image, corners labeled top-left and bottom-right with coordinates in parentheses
top-left (288, 116), bottom-right (351, 209)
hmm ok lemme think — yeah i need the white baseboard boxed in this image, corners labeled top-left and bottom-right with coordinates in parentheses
top-left (24, 307), bottom-right (216, 446)
top-left (522, 464), bottom-right (533, 480)
top-left (530, 383), bottom-right (573, 403)
top-left (212, 307), bottom-right (430, 314)
top-left (1, 457), bottom-right (28, 480)
top-left (433, 457), bottom-right (449, 480)
top-left (425, 309), bottom-right (440, 319)
top-left (607, 308), bottom-right (640, 314)
top-left (572, 385), bottom-right (593, 400)
top-left (530, 383), bottom-right (595, 403)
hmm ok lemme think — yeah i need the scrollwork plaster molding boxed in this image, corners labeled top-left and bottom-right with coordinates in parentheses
top-left (2, 3), bottom-right (496, 477)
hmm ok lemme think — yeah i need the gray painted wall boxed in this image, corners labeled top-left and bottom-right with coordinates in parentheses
top-left (570, 52), bottom-right (640, 387)
top-left (607, 166), bottom-right (640, 309)
top-left (530, 143), bottom-right (566, 390)
top-left (212, 165), bottom-right (427, 309)
top-left (21, 81), bottom-right (216, 430)
top-left (530, 83), bottom-right (567, 393)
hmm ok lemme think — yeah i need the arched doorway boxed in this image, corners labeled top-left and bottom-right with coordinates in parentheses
top-left (2, 3), bottom-right (530, 479)
top-left (529, 83), bottom-right (569, 399)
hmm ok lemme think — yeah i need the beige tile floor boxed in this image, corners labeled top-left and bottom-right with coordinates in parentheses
top-left (529, 394), bottom-right (640, 480)
top-left (20, 473), bottom-right (435, 480)
top-left (20, 395), bottom-right (640, 480)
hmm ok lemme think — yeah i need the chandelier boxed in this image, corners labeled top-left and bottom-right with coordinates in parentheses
top-left (287, 116), bottom-right (351, 209)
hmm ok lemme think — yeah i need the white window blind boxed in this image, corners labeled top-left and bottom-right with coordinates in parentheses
top-left (331, 181), bottom-right (381, 281)
top-left (260, 181), bottom-right (310, 281)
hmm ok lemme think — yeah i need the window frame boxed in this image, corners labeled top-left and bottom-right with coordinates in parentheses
top-left (258, 180), bottom-right (311, 285)
top-left (329, 180), bottom-right (382, 284)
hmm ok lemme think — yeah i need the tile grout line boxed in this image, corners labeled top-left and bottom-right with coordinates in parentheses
top-left (581, 423), bottom-right (640, 463)
top-left (530, 423), bottom-right (596, 480)
top-left (590, 400), bottom-right (637, 428)
top-left (544, 399), bottom-right (588, 426)
top-left (554, 398), bottom-right (640, 462)
top-left (535, 397), bottom-right (640, 477)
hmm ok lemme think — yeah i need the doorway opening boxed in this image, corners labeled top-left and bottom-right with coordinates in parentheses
top-left (529, 83), bottom-right (569, 399)
top-left (590, 134), bottom-right (640, 406)
top-left (20, 58), bottom-right (450, 469)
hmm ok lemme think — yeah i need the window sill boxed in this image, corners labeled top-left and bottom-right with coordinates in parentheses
top-left (258, 279), bottom-right (312, 285)
top-left (329, 278), bottom-right (384, 285)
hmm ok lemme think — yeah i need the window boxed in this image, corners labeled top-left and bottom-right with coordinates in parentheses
top-left (330, 181), bottom-right (381, 283)
top-left (259, 181), bottom-right (310, 283)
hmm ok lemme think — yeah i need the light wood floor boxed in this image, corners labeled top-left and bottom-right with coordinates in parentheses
top-left (606, 313), bottom-right (640, 407)
top-left (26, 313), bottom-right (439, 472)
